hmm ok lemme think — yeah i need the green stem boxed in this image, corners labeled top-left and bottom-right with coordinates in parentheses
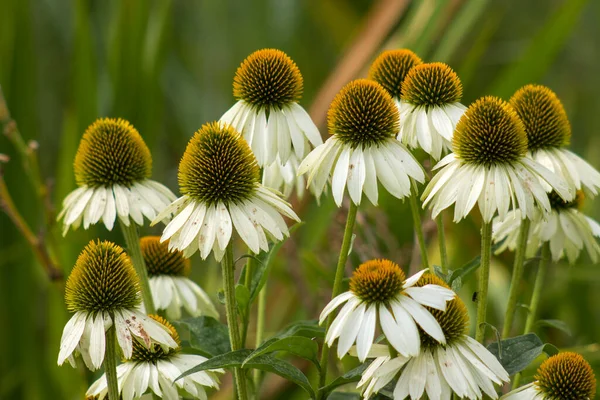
top-left (409, 183), bottom-right (431, 273)
top-left (524, 244), bottom-right (551, 334)
top-left (475, 221), bottom-right (493, 342)
top-left (222, 242), bottom-right (249, 400)
top-left (317, 202), bottom-right (358, 399)
top-left (104, 323), bottom-right (119, 400)
top-left (435, 214), bottom-right (448, 274)
top-left (502, 218), bottom-right (531, 339)
top-left (119, 220), bottom-right (155, 314)
top-left (241, 257), bottom-right (255, 346)
top-left (253, 281), bottom-right (267, 391)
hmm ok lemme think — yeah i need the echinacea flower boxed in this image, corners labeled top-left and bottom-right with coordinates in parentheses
top-left (422, 96), bottom-right (572, 223)
top-left (220, 48), bottom-right (322, 197)
top-left (511, 84), bottom-right (600, 197)
top-left (298, 79), bottom-right (425, 206)
top-left (397, 62), bottom-right (467, 160)
top-left (319, 259), bottom-right (455, 361)
top-left (87, 315), bottom-right (224, 400)
top-left (57, 241), bottom-right (177, 371)
top-left (58, 118), bottom-right (176, 235)
top-left (141, 236), bottom-right (219, 320)
top-left (357, 274), bottom-right (510, 400)
top-left (152, 122), bottom-right (299, 261)
top-left (501, 352), bottom-right (596, 400)
top-left (368, 48), bottom-right (423, 111)
top-left (493, 191), bottom-right (600, 264)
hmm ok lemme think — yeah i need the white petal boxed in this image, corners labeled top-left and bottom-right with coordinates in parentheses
top-left (319, 292), bottom-right (354, 324)
top-left (332, 146), bottom-right (351, 206)
top-left (102, 187), bottom-right (117, 231)
top-left (290, 103), bottom-right (322, 147)
top-left (215, 202), bottom-right (233, 250)
top-left (57, 311), bottom-right (87, 365)
top-left (89, 313), bottom-right (107, 369)
top-left (347, 148), bottom-right (366, 205)
top-left (161, 201), bottom-right (197, 242)
top-left (229, 203), bottom-right (260, 253)
top-left (337, 303), bottom-right (365, 358)
top-left (356, 305), bottom-right (377, 362)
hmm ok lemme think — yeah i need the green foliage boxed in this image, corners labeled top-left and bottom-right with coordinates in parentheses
top-left (487, 333), bottom-right (559, 375)
top-left (172, 316), bottom-right (231, 357)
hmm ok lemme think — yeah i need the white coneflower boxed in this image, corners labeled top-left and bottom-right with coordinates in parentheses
top-left (511, 84), bottom-right (600, 197)
top-left (57, 241), bottom-right (177, 371)
top-left (422, 96), bottom-right (572, 223)
top-left (140, 236), bottom-right (219, 320)
top-left (397, 62), bottom-right (467, 160)
top-left (87, 315), bottom-right (224, 400)
top-left (57, 118), bottom-right (176, 235)
top-left (357, 274), bottom-right (510, 400)
top-left (298, 79), bottom-right (424, 206)
top-left (493, 191), bottom-right (600, 264)
top-left (220, 48), bottom-right (322, 196)
top-left (319, 259), bottom-right (454, 361)
top-left (502, 352), bottom-right (596, 400)
top-left (368, 48), bottom-right (423, 112)
top-left (152, 122), bottom-right (299, 261)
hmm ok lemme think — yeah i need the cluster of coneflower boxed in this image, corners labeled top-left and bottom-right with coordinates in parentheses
top-left (55, 48), bottom-right (598, 400)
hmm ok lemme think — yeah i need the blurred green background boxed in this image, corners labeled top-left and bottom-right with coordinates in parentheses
top-left (1, 0), bottom-right (599, 399)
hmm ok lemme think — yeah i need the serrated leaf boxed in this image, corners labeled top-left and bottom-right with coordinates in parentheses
top-left (486, 333), bottom-right (545, 375)
top-left (243, 336), bottom-right (319, 368)
top-left (177, 349), bottom-right (315, 398)
top-left (321, 362), bottom-right (371, 397)
top-left (172, 317), bottom-right (230, 357)
top-left (536, 319), bottom-right (572, 336)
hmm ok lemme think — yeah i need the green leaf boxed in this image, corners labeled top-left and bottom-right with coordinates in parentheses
top-left (274, 320), bottom-right (325, 339)
top-left (536, 319), bottom-right (572, 336)
top-left (486, 333), bottom-right (546, 375)
top-left (327, 393), bottom-right (361, 399)
top-left (543, 343), bottom-right (560, 357)
top-left (321, 362), bottom-right (371, 397)
top-left (178, 349), bottom-right (315, 398)
top-left (172, 317), bottom-right (230, 357)
top-left (243, 336), bottom-right (319, 368)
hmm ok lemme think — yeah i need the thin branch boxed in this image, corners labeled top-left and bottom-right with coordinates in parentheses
top-left (0, 165), bottom-right (63, 281)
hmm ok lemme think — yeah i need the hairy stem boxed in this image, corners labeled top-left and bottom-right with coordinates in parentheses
top-left (222, 242), bottom-right (249, 400)
top-left (119, 221), bottom-right (155, 314)
top-left (409, 182), bottom-right (431, 273)
top-left (502, 218), bottom-right (531, 338)
top-left (317, 201), bottom-right (358, 399)
top-left (104, 324), bottom-right (119, 400)
top-left (475, 221), bottom-right (493, 342)
top-left (241, 256), bottom-right (255, 346)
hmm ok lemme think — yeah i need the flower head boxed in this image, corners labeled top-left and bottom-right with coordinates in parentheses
top-left (58, 118), bottom-right (176, 234)
top-left (233, 48), bottom-right (303, 109)
top-left (453, 96), bottom-right (528, 166)
top-left (422, 96), bottom-right (572, 223)
top-left (328, 79), bottom-right (399, 148)
top-left (397, 62), bottom-right (467, 160)
top-left (86, 315), bottom-right (224, 399)
top-left (178, 122), bottom-right (259, 206)
top-left (58, 241), bottom-right (178, 371)
top-left (141, 236), bottom-right (219, 319)
top-left (358, 275), bottom-right (509, 400)
top-left (154, 122), bottom-right (299, 260)
top-left (493, 190), bottom-right (600, 264)
top-left (502, 352), bottom-right (596, 400)
top-left (510, 84), bottom-right (600, 197)
top-left (510, 84), bottom-right (570, 152)
top-left (221, 49), bottom-right (322, 198)
top-left (319, 260), bottom-right (454, 361)
top-left (299, 79), bottom-right (424, 206)
top-left (368, 49), bottom-right (423, 100)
